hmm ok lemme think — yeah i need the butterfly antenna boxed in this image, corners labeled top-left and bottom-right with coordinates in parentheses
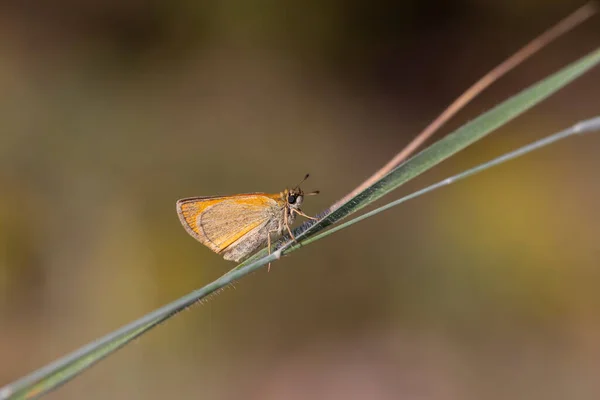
top-left (295, 173), bottom-right (310, 189)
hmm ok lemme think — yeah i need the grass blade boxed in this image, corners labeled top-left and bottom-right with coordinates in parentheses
top-left (247, 47), bottom-right (600, 263)
top-left (300, 116), bottom-right (600, 247)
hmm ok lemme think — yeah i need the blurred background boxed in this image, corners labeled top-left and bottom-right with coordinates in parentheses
top-left (1, 0), bottom-right (600, 399)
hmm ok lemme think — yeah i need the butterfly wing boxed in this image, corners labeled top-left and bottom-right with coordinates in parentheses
top-left (176, 194), bottom-right (281, 255)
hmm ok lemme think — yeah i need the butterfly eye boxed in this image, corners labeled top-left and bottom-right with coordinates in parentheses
top-left (287, 194), bottom-right (297, 204)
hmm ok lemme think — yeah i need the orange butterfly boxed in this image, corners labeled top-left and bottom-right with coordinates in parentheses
top-left (176, 175), bottom-right (318, 268)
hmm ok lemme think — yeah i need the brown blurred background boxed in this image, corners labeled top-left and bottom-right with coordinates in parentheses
top-left (1, 0), bottom-right (600, 399)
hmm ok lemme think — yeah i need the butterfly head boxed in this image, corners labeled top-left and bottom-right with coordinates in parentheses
top-left (282, 173), bottom-right (319, 212)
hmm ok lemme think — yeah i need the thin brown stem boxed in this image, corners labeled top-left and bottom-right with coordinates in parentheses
top-left (330, 2), bottom-right (597, 212)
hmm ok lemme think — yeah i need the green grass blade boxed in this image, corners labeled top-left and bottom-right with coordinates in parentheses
top-left (300, 116), bottom-right (600, 247)
top-left (2, 48), bottom-right (599, 400)
top-left (0, 252), bottom-right (280, 400)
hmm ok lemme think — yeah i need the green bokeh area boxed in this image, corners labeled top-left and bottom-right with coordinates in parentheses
top-left (1, 1), bottom-right (600, 399)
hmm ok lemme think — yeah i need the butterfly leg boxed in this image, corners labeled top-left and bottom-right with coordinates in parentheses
top-left (284, 210), bottom-right (302, 249)
top-left (287, 209), bottom-right (317, 250)
top-left (292, 208), bottom-right (318, 221)
top-left (267, 230), bottom-right (272, 272)
top-left (266, 228), bottom-right (280, 272)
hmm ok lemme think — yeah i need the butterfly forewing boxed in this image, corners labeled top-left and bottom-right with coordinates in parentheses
top-left (176, 194), bottom-right (281, 255)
